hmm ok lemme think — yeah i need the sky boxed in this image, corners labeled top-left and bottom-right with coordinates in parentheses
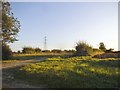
top-left (9, 2), bottom-right (118, 51)
top-left (8, 0), bottom-right (120, 2)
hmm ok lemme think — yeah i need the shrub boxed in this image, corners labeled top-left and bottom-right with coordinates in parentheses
top-left (42, 50), bottom-right (51, 53)
top-left (17, 50), bottom-right (21, 54)
top-left (35, 48), bottom-right (41, 53)
top-left (93, 53), bottom-right (119, 58)
top-left (105, 48), bottom-right (114, 53)
top-left (92, 48), bottom-right (104, 56)
top-left (74, 41), bottom-right (93, 56)
top-left (51, 49), bottom-right (62, 53)
top-left (2, 43), bottom-right (13, 60)
top-left (22, 47), bottom-right (35, 54)
top-left (64, 50), bottom-right (76, 53)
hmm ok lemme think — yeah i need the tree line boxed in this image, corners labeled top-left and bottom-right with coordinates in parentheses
top-left (16, 47), bottom-right (75, 54)
top-left (16, 41), bottom-right (112, 55)
top-left (13, 41), bottom-right (113, 57)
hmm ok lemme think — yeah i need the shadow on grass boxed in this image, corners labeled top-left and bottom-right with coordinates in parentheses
top-left (84, 60), bottom-right (120, 68)
top-left (3, 59), bottom-right (119, 88)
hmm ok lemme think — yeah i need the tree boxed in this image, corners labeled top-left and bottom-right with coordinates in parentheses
top-left (74, 41), bottom-right (93, 56)
top-left (99, 42), bottom-right (106, 52)
top-left (2, 1), bottom-right (20, 43)
top-left (1, 1), bottom-right (20, 60)
top-left (2, 43), bottom-right (12, 60)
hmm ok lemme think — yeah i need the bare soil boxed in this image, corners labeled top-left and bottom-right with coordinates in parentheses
top-left (1, 59), bottom-right (47, 88)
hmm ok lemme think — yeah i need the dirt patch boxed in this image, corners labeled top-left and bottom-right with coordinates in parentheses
top-left (2, 59), bottom-right (47, 88)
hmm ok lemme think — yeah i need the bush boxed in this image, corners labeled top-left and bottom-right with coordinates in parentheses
top-left (93, 53), bottom-right (119, 58)
top-left (22, 47), bottom-right (35, 54)
top-left (92, 48), bottom-right (104, 56)
top-left (35, 48), bottom-right (41, 53)
top-left (51, 49), bottom-right (62, 53)
top-left (64, 50), bottom-right (76, 53)
top-left (42, 50), bottom-right (51, 53)
top-left (2, 43), bottom-right (13, 60)
top-left (22, 47), bottom-right (42, 54)
top-left (74, 41), bottom-right (93, 56)
top-left (17, 50), bottom-right (21, 54)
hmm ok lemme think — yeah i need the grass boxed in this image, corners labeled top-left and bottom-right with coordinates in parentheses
top-left (12, 53), bottom-right (68, 60)
top-left (8, 56), bottom-right (120, 88)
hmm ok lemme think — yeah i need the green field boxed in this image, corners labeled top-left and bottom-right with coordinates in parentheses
top-left (5, 55), bottom-right (119, 88)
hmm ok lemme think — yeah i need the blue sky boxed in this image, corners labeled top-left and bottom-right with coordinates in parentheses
top-left (9, 2), bottom-right (118, 51)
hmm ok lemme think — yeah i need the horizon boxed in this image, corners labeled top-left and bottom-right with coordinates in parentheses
top-left (9, 2), bottom-right (118, 52)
